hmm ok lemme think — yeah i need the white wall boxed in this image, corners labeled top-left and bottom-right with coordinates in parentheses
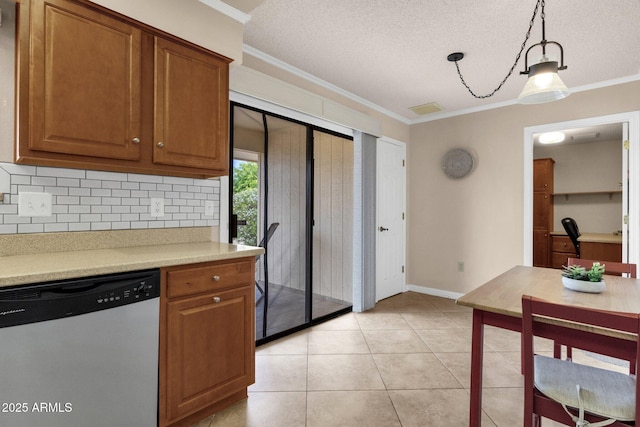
top-left (535, 139), bottom-right (622, 233)
top-left (88, 0), bottom-right (244, 63)
top-left (407, 81), bottom-right (640, 296)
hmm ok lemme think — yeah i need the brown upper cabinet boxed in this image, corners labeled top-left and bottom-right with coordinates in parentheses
top-left (15, 0), bottom-right (231, 178)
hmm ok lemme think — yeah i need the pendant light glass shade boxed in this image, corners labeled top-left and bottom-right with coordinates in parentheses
top-left (518, 59), bottom-right (569, 104)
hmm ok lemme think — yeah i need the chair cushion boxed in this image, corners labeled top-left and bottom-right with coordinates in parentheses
top-left (534, 355), bottom-right (636, 421)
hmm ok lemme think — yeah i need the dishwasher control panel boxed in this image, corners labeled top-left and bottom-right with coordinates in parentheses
top-left (0, 269), bottom-right (160, 328)
top-left (96, 278), bottom-right (156, 305)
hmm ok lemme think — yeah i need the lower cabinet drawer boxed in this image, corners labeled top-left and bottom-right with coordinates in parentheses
top-left (552, 252), bottom-right (573, 269)
top-left (551, 236), bottom-right (575, 253)
top-left (166, 258), bottom-right (254, 298)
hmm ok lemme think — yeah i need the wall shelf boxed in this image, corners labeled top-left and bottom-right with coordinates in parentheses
top-left (553, 190), bottom-right (622, 201)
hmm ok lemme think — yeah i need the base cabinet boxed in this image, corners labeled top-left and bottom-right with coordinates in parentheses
top-left (551, 235), bottom-right (577, 269)
top-left (552, 235), bottom-right (622, 269)
top-left (159, 258), bottom-right (255, 427)
top-left (581, 242), bottom-right (622, 264)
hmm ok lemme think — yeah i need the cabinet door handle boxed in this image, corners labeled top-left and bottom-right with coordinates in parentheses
top-left (157, 141), bottom-right (164, 148)
top-left (213, 296), bottom-right (221, 303)
top-left (212, 275), bottom-right (221, 281)
top-left (132, 137), bottom-right (140, 144)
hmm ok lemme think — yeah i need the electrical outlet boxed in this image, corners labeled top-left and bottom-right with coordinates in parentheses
top-left (19, 192), bottom-right (53, 217)
top-left (457, 261), bottom-right (465, 272)
top-left (150, 198), bottom-right (164, 218)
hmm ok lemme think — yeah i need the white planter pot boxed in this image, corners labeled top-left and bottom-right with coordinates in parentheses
top-left (562, 276), bottom-right (605, 294)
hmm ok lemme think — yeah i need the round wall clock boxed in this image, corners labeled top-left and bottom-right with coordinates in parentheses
top-left (441, 148), bottom-right (475, 179)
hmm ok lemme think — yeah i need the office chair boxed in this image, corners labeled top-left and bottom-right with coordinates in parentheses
top-left (522, 295), bottom-right (640, 427)
top-left (561, 217), bottom-right (581, 258)
top-left (255, 222), bottom-right (279, 298)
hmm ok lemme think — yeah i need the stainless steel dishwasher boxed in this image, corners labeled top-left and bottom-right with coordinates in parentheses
top-left (0, 269), bottom-right (160, 427)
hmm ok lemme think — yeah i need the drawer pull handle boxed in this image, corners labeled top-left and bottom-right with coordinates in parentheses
top-left (212, 275), bottom-right (221, 281)
top-left (132, 137), bottom-right (140, 144)
top-left (213, 296), bottom-right (221, 303)
top-left (157, 141), bottom-right (164, 148)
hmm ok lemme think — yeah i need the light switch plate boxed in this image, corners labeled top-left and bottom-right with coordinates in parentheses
top-left (19, 192), bottom-right (53, 217)
top-left (150, 198), bottom-right (164, 217)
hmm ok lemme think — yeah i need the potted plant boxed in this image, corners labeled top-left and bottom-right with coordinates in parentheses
top-left (561, 262), bottom-right (606, 293)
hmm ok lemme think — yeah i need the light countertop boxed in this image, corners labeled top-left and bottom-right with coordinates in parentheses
top-left (551, 231), bottom-right (622, 244)
top-left (0, 235), bottom-right (263, 288)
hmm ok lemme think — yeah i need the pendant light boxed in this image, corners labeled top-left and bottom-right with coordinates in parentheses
top-left (447, 0), bottom-right (569, 104)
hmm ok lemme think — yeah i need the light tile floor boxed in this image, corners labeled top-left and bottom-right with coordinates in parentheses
top-left (192, 291), bottom-right (628, 427)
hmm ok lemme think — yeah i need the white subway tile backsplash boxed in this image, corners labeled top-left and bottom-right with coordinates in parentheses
top-left (18, 224), bottom-right (44, 233)
top-left (122, 182), bottom-right (140, 190)
top-left (45, 223), bottom-right (69, 233)
top-left (86, 170), bottom-right (127, 181)
top-left (36, 166), bottom-right (85, 178)
top-left (69, 188), bottom-right (90, 197)
top-left (57, 178), bottom-right (80, 187)
top-left (69, 223), bottom-right (90, 231)
top-left (0, 162), bottom-right (221, 235)
top-left (0, 224), bottom-right (17, 233)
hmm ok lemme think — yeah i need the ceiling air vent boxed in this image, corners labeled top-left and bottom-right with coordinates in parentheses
top-left (409, 103), bottom-right (443, 115)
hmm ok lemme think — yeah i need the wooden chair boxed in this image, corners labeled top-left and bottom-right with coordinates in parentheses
top-left (522, 295), bottom-right (640, 427)
top-left (255, 222), bottom-right (279, 298)
top-left (567, 257), bottom-right (637, 278)
top-left (556, 258), bottom-right (638, 368)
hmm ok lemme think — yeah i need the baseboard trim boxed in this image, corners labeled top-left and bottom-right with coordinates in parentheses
top-left (404, 284), bottom-right (464, 300)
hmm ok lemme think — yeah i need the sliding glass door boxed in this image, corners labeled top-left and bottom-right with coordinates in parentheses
top-left (230, 103), bottom-right (353, 344)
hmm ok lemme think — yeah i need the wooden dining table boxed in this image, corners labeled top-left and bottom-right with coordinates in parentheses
top-left (456, 265), bottom-right (640, 427)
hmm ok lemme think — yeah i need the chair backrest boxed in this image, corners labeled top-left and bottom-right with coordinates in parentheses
top-left (561, 217), bottom-right (581, 256)
top-left (522, 295), bottom-right (640, 425)
top-left (567, 257), bottom-right (637, 278)
top-left (259, 222), bottom-right (279, 249)
top-left (255, 222), bottom-right (280, 262)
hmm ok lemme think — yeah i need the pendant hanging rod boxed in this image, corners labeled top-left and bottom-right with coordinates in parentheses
top-left (447, 0), bottom-right (569, 103)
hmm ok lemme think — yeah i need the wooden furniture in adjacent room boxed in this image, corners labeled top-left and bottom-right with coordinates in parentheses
top-left (456, 265), bottom-right (640, 427)
top-left (550, 234), bottom-right (576, 268)
top-left (582, 239), bottom-right (623, 264)
top-left (159, 258), bottom-right (256, 427)
top-left (533, 158), bottom-right (554, 267)
top-left (15, 0), bottom-right (230, 178)
top-left (550, 232), bottom-right (622, 269)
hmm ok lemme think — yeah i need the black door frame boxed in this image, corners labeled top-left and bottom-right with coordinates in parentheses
top-left (229, 102), bottom-right (353, 346)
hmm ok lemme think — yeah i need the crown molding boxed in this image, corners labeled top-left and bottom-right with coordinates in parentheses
top-left (411, 73), bottom-right (640, 124)
top-left (198, 0), bottom-right (251, 24)
top-left (243, 44), bottom-right (412, 125)
top-left (243, 44), bottom-right (640, 126)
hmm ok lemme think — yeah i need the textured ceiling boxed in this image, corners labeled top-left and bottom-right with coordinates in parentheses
top-left (241, 0), bottom-right (640, 122)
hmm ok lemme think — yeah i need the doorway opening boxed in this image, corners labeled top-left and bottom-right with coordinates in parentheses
top-left (230, 103), bottom-right (353, 345)
top-left (524, 111), bottom-right (640, 269)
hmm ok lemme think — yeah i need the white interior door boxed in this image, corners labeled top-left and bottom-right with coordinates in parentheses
top-left (376, 137), bottom-right (406, 301)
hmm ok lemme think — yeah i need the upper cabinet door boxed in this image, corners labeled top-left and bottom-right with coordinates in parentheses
top-left (153, 37), bottom-right (229, 173)
top-left (28, 0), bottom-right (142, 160)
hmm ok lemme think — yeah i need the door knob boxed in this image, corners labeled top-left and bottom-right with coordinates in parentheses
top-left (379, 226), bottom-right (389, 232)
